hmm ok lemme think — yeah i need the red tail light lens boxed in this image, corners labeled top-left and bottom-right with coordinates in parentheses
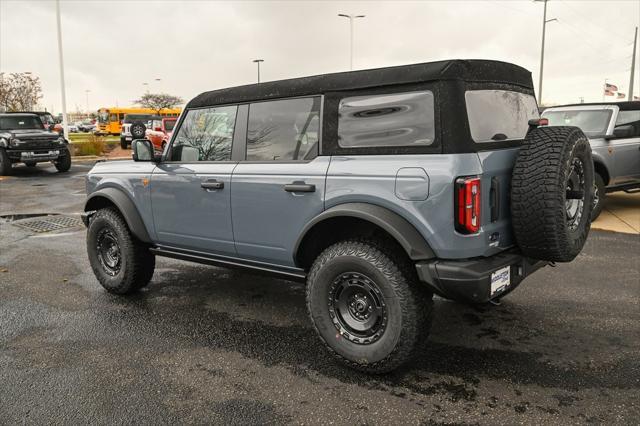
top-left (455, 177), bottom-right (481, 234)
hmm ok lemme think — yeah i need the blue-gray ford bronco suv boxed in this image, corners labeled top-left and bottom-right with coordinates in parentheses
top-left (83, 60), bottom-right (594, 373)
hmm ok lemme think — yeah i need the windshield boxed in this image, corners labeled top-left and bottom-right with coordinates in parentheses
top-left (0, 115), bottom-right (45, 130)
top-left (542, 110), bottom-right (612, 137)
top-left (164, 119), bottom-right (177, 131)
top-left (465, 90), bottom-right (539, 143)
top-left (98, 111), bottom-right (109, 123)
top-left (39, 114), bottom-right (56, 126)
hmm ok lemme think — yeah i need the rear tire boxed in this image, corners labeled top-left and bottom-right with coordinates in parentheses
top-left (120, 138), bottom-right (128, 149)
top-left (591, 173), bottom-right (606, 221)
top-left (511, 126), bottom-right (594, 262)
top-left (306, 239), bottom-right (433, 374)
top-left (87, 208), bottom-right (155, 294)
top-left (0, 148), bottom-right (12, 175)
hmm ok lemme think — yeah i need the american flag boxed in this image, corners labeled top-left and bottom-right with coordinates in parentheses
top-left (604, 89), bottom-right (615, 96)
top-left (617, 93), bottom-right (625, 99)
top-left (605, 83), bottom-right (619, 91)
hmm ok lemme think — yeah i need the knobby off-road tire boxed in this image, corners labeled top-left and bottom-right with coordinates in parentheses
top-left (130, 122), bottom-right (146, 140)
top-left (511, 126), bottom-right (594, 262)
top-left (0, 148), bottom-right (11, 175)
top-left (54, 148), bottom-right (72, 172)
top-left (306, 239), bottom-right (433, 374)
top-left (591, 173), bottom-right (606, 221)
top-left (87, 208), bottom-right (155, 295)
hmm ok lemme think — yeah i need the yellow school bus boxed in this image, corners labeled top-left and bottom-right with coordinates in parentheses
top-left (96, 107), bottom-right (181, 135)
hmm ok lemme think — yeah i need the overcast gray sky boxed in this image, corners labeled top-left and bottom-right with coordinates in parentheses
top-left (1, 0), bottom-right (638, 112)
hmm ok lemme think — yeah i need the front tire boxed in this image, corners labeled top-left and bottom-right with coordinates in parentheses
top-left (306, 240), bottom-right (433, 374)
top-left (0, 148), bottom-right (11, 175)
top-left (87, 208), bottom-right (155, 294)
top-left (54, 148), bottom-right (71, 172)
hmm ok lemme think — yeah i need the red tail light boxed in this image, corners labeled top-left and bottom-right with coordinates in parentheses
top-left (455, 177), bottom-right (481, 234)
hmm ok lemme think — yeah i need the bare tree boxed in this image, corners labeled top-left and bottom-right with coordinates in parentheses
top-left (0, 72), bottom-right (43, 112)
top-left (134, 93), bottom-right (183, 114)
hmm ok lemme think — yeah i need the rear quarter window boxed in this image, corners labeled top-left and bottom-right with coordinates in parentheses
top-left (338, 91), bottom-right (435, 148)
top-left (465, 90), bottom-right (539, 143)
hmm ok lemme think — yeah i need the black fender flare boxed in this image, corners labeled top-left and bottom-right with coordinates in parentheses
top-left (294, 202), bottom-right (435, 264)
top-left (84, 187), bottom-right (151, 243)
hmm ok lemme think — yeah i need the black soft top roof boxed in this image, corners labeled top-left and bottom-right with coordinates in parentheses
top-left (546, 101), bottom-right (640, 111)
top-left (188, 59), bottom-right (533, 108)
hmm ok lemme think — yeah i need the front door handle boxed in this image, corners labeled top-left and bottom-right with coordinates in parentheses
top-left (284, 183), bottom-right (315, 193)
top-left (201, 179), bottom-right (224, 190)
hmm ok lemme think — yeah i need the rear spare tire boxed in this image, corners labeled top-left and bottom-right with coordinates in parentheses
top-left (130, 121), bottom-right (146, 140)
top-left (511, 126), bottom-right (594, 262)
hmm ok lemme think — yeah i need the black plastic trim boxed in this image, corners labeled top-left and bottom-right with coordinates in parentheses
top-left (84, 187), bottom-right (152, 243)
top-left (150, 245), bottom-right (307, 282)
top-left (294, 202), bottom-right (435, 265)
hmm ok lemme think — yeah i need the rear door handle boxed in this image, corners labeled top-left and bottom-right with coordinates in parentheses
top-left (201, 179), bottom-right (224, 190)
top-left (284, 183), bottom-right (315, 193)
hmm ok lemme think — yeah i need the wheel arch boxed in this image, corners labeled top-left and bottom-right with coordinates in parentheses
top-left (294, 203), bottom-right (435, 270)
top-left (593, 159), bottom-right (610, 185)
top-left (84, 187), bottom-right (152, 243)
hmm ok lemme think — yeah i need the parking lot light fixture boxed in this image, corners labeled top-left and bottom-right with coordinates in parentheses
top-left (338, 13), bottom-right (366, 71)
top-left (253, 59), bottom-right (264, 83)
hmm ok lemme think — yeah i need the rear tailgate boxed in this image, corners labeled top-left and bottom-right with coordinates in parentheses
top-left (476, 147), bottom-right (521, 251)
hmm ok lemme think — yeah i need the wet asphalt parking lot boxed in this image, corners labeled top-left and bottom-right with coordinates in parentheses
top-left (0, 162), bottom-right (638, 425)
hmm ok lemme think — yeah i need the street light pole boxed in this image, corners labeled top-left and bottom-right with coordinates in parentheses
top-left (536, 0), bottom-right (556, 106)
top-left (253, 59), bottom-right (264, 83)
top-left (628, 27), bottom-right (637, 101)
top-left (338, 13), bottom-right (365, 70)
top-left (55, 0), bottom-right (68, 136)
top-left (85, 89), bottom-right (90, 114)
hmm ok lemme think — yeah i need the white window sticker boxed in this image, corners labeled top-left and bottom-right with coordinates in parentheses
top-left (491, 266), bottom-right (511, 295)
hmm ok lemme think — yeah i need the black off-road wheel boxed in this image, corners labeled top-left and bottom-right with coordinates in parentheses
top-left (130, 121), bottom-right (146, 140)
top-left (54, 148), bottom-right (72, 172)
top-left (591, 173), bottom-right (606, 221)
top-left (87, 208), bottom-right (155, 295)
top-left (511, 126), bottom-right (594, 262)
top-left (0, 148), bottom-right (11, 176)
top-left (120, 137), bottom-right (128, 149)
top-left (306, 239), bottom-right (433, 374)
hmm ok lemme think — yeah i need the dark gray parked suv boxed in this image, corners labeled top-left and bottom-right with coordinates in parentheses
top-left (82, 60), bottom-right (594, 373)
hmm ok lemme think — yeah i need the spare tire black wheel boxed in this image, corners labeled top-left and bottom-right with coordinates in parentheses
top-left (511, 126), bottom-right (594, 262)
top-left (130, 121), bottom-right (146, 139)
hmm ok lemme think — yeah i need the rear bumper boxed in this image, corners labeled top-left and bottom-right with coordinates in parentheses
top-left (416, 249), bottom-right (547, 303)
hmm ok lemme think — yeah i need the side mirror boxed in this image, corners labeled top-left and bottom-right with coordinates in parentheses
top-left (608, 125), bottom-right (635, 139)
top-left (132, 139), bottom-right (156, 162)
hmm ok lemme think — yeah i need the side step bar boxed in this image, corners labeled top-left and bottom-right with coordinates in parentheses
top-left (149, 245), bottom-right (307, 282)
top-left (606, 181), bottom-right (640, 194)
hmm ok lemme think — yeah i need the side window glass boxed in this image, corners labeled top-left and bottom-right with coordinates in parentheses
top-left (338, 91), bottom-right (435, 148)
top-left (170, 106), bottom-right (238, 162)
top-left (615, 110), bottom-right (640, 136)
top-left (109, 113), bottom-right (118, 122)
top-left (247, 97), bottom-right (321, 161)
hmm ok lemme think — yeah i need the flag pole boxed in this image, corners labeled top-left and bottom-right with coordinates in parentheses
top-left (629, 27), bottom-right (637, 101)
